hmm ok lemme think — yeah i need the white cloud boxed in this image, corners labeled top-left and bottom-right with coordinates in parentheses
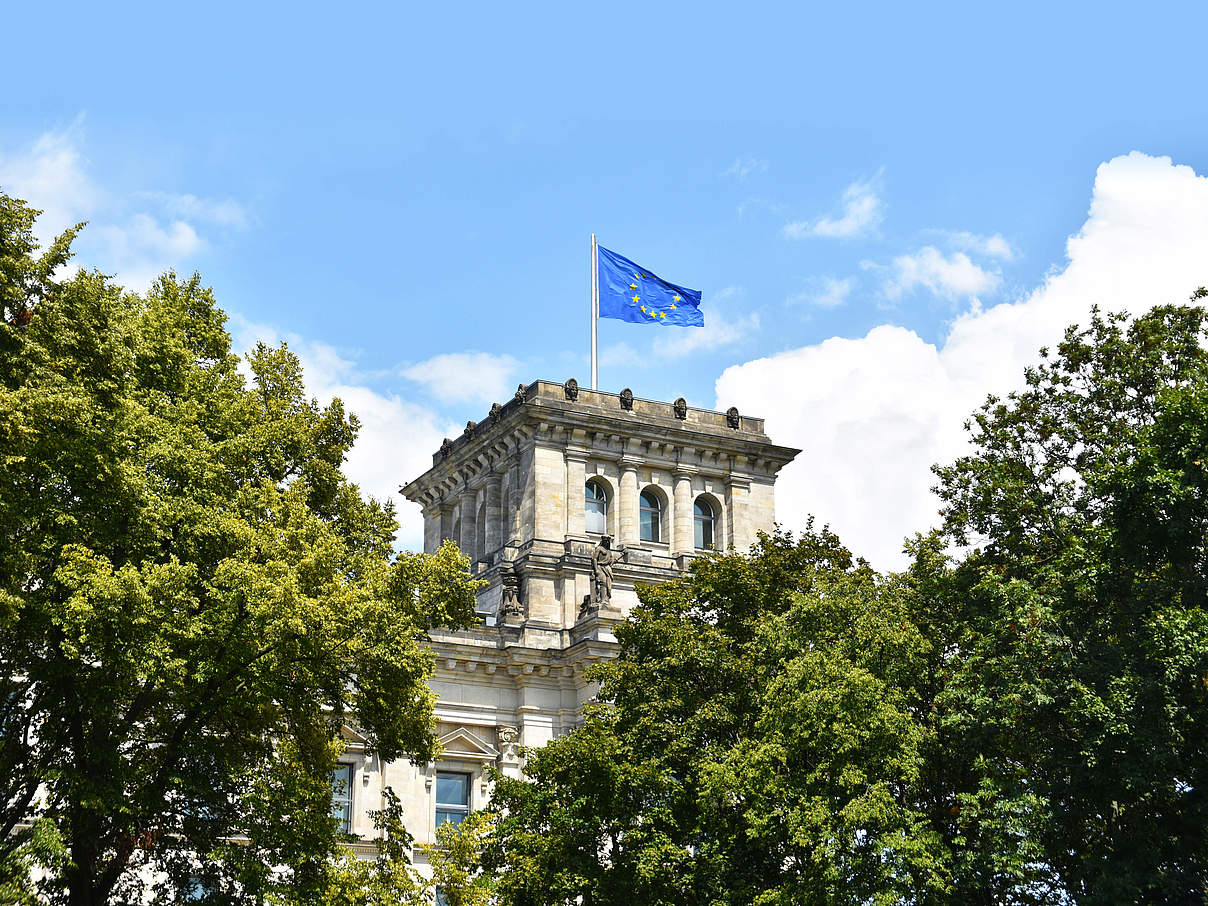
top-left (726, 156), bottom-right (768, 180)
top-left (717, 151), bottom-right (1208, 570)
top-left (231, 317), bottom-right (458, 551)
top-left (789, 276), bottom-right (855, 309)
top-left (883, 246), bottom-right (999, 301)
top-left (943, 230), bottom-right (1014, 260)
top-left (137, 191), bottom-right (250, 229)
top-left (0, 120), bottom-right (99, 245)
top-left (784, 176), bottom-right (884, 239)
top-left (0, 124), bottom-right (244, 290)
top-left (400, 351), bottom-right (521, 405)
top-left (652, 286), bottom-right (759, 359)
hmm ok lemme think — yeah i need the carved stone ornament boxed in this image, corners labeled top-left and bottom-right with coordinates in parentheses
top-left (619, 388), bottom-right (634, 411)
top-left (497, 726), bottom-right (520, 762)
top-left (499, 562), bottom-right (523, 618)
top-left (564, 377), bottom-right (580, 401)
top-left (489, 402), bottom-right (502, 425)
top-left (726, 406), bottom-right (741, 429)
top-left (514, 383), bottom-right (528, 404)
top-left (463, 420), bottom-right (477, 437)
top-left (439, 437), bottom-right (453, 457)
top-left (673, 397), bottom-right (688, 420)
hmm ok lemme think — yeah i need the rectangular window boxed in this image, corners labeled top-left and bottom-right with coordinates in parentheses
top-left (330, 763), bottom-right (353, 834)
top-left (435, 770), bottom-right (470, 828)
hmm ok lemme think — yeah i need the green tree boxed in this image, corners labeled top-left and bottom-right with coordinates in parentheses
top-left (0, 191), bottom-right (481, 904)
top-left (484, 529), bottom-right (957, 906)
top-left (933, 299), bottom-right (1208, 902)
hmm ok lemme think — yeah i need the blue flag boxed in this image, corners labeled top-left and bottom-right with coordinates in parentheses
top-left (597, 246), bottom-right (703, 327)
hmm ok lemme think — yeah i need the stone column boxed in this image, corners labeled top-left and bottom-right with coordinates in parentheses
top-left (619, 463), bottom-right (639, 545)
top-left (422, 503), bottom-right (442, 554)
top-left (726, 476), bottom-right (750, 551)
top-left (459, 489), bottom-right (477, 562)
top-left (439, 503), bottom-right (456, 546)
top-left (672, 471), bottom-right (694, 555)
top-left (565, 450), bottom-right (587, 537)
top-left (484, 475), bottom-right (503, 557)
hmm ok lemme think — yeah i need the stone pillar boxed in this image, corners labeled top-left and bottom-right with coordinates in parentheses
top-left (619, 463), bottom-right (639, 545)
top-left (422, 503), bottom-right (442, 554)
top-left (672, 471), bottom-right (694, 555)
top-left (726, 476), bottom-right (750, 552)
top-left (565, 450), bottom-right (587, 537)
top-left (439, 503), bottom-right (456, 546)
top-left (484, 475), bottom-right (503, 557)
top-left (459, 489), bottom-right (477, 562)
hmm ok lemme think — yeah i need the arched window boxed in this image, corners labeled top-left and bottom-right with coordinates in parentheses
top-left (640, 490), bottom-right (662, 543)
top-left (694, 497), bottom-right (715, 550)
top-left (585, 479), bottom-right (609, 535)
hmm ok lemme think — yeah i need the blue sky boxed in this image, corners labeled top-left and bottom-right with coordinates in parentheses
top-left (4, 1), bottom-right (1208, 563)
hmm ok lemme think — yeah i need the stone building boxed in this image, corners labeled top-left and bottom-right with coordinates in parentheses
top-left (333, 380), bottom-right (799, 862)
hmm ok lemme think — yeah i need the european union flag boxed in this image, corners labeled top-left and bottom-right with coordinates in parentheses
top-left (597, 246), bottom-right (704, 327)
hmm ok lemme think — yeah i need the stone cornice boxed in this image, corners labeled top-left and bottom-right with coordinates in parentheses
top-left (402, 379), bottom-right (800, 505)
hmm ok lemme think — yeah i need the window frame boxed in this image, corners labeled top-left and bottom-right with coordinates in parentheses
top-left (639, 489), bottom-right (662, 543)
top-left (585, 479), bottom-right (609, 535)
top-left (693, 497), bottom-right (716, 550)
top-left (330, 762), bottom-right (354, 835)
top-left (435, 769), bottom-right (471, 829)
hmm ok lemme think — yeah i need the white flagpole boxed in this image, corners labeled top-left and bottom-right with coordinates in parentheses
top-left (591, 233), bottom-right (599, 390)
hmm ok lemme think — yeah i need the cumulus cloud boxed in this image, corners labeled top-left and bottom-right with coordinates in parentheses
top-left (784, 176), bottom-right (884, 239)
top-left (231, 317), bottom-right (458, 551)
top-left (653, 286), bottom-right (759, 359)
top-left (400, 351), bottom-right (521, 405)
top-left (717, 152), bottom-right (1208, 570)
top-left (883, 246), bottom-right (1000, 301)
top-left (0, 124), bottom-right (244, 290)
top-left (725, 156), bottom-right (768, 180)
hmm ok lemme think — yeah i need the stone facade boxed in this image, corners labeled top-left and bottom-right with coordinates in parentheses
top-left (339, 381), bottom-right (799, 863)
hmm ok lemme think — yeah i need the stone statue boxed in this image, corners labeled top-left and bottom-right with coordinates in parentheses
top-left (589, 534), bottom-right (627, 609)
top-left (499, 562), bottom-right (523, 618)
top-left (564, 377), bottom-right (580, 401)
top-left (619, 388), bottom-right (634, 411)
top-left (673, 397), bottom-right (688, 420)
top-left (726, 406), bottom-right (741, 429)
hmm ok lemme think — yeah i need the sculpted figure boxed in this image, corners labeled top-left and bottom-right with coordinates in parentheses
top-left (500, 563), bottom-right (523, 618)
top-left (589, 534), bottom-right (627, 609)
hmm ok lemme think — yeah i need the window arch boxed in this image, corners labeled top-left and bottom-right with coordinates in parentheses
top-left (693, 496), bottom-right (716, 550)
top-left (585, 479), bottom-right (609, 535)
top-left (640, 488), bottom-right (663, 543)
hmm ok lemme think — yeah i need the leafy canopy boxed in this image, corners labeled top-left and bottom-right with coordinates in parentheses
top-left (0, 191), bottom-right (480, 904)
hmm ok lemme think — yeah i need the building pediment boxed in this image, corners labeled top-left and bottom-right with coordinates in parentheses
top-left (438, 725), bottom-right (499, 761)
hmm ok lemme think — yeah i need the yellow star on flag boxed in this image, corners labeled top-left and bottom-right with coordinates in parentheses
top-left (630, 283), bottom-right (637, 289)
top-left (673, 294), bottom-right (680, 301)
top-left (633, 295), bottom-right (640, 303)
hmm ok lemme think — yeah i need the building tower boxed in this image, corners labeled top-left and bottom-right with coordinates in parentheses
top-left (337, 380), bottom-right (798, 856)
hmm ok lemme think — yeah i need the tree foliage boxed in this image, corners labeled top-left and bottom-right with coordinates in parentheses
top-left (484, 298), bottom-right (1208, 904)
top-left (0, 191), bottom-right (481, 904)
top-left (932, 300), bottom-right (1208, 902)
